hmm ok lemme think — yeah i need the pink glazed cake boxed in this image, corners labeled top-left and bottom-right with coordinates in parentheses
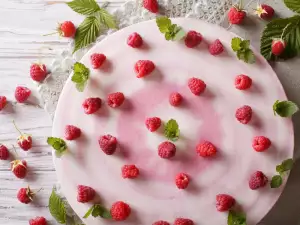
top-left (52, 18), bottom-right (294, 225)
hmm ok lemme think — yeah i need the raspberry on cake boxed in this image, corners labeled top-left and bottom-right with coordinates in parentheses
top-left (107, 92), bottom-right (125, 108)
top-left (174, 218), bottom-right (194, 225)
top-left (127, 32), bottom-right (143, 48)
top-left (252, 136), bottom-right (271, 152)
top-left (158, 141), bottom-right (176, 158)
top-left (169, 92), bottom-right (182, 106)
top-left (209, 39), bottom-right (224, 55)
top-left (135, 60), bottom-right (155, 78)
top-left (184, 31), bottom-right (202, 48)
top-left (110, 201), bottom-right (131, 221)
top-left (216, 194), bottom-right (235, 212)
top-left (77, 185), bottom-right (95, 203)
top-left (249, 171), bottom-right (268, 190)
top-left (235, 105), bottom-right (252, 124)
top-left (196, 141), bottom-right (217, 157)
top-left (153, 221), bottom-right (170, 225)
top-left (90, 53), bottom-right (106, 69)
top-left (64, 125), bottom-right (81, 140)
top-left (145, 117), bottom-right (161, 132)
top-left (188, 77), bottom-right (206, 95)
top-left (98, 134), bottom-right (118, 155)
top-left (82, 97), bottom-right (102, 114)
top-left (175, 173), bottom-right (190, 189)
top-left (122, 165), bottom-right (140, 179)
top-left (235, 74), bottom-right (252, 90)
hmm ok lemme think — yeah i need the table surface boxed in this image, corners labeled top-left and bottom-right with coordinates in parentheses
top-left (1, 0), bottom-right (300, 225)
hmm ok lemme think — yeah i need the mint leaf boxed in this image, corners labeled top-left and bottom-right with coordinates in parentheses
top-left (47, 137), bottom-right (67, 154)
top-left (243, 49), bottom-right (255, 64)
top-left (270, 175), bottom-right (283, 188)
top-left (232, 37), bottom-right (255, 64)
top-left (173, 28), bottom-right (186, 41)
top-left (273, 100), bottom-right (299, 117)
top-left (164, 119), bottom-right (180, 141)
top-left (228, 210), bottom-right (246, 225)
top-left (71, 62), bottom-right (90, 92)
top-left (67, 0), bottom-right (100, 15)
top-left (96, 8), bottom-right (117, 29)
top-left (156, 17), bottom-right (185, 41)
top-left (83, 205), bottom-right (95, 218)
top-left (284, 0), bottom-right (300, 13)
top-left (73, 16), bottom-right (101, 53)
top-left (49, 187), bottom-right (66, 224)
top-left (240, 40), bottom-right (250, 49)
top-left (231, 37), bottom-right (242, 52)
top-left (83, 204), bottom-right (111, 219)
top-left (276, 158), bottom-right (294, 175)
top-left (156, 17), bottom-right (172, 33)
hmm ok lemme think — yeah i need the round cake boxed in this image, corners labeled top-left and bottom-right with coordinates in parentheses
top-left (52, 18), bottom-right (294, 225)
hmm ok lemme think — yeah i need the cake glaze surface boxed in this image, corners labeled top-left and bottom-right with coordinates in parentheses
top-left (52, 18), bottom-right (294, 225)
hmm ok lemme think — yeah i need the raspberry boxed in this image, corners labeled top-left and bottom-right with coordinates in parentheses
top-left (255, 4), bottom-right (274, 20)
top-left (252, 136), bottom-right (271, 152)
top-left (153, 221), bottom-right (170, 225)
top-left (13, 121), bottom-right (32, 151)
top-left (127, 32), bottom-right (143, 48)
top-left (143, 0), bottom-right (159, 13)
top-left (196, 141), bottom-right (217, 157)
top-left (209, 39), bottom-right (224, 55)
top-left (174, 218), bottom-right (194, 225)
top-left (188, 77), bottom-right (206, 95)
top-left (98, 134), bottom-right (118, 155)
top-left (77, 185), bottom-right (95, 203)
top-left (30, 64), bottom-right (47, 82)
top-left (29, 217), bottom-right (47, 225)
top-left (122, 165), bottom-right (140, 179)
top-left (169, 92), bottom-right (182, 107)
top-left (235, 74), bottom-right (252, 90)
top-left (15, 86), bottom-right (31, 103)
top-left (271, 39), bottom-right (286, 56)
top-left (110, 201), bottom-right (131, 221)
top-left (11, 160), bottom-right (27, 179)
top-left (17, 186), bottom-right (35, 204)
top-left (134, 60), bottom-right (155, 78)
top-left (249, 171), bottom-right (268, 190)
top-left (58, 21), bottom-right (76, 37)
top-left (145, 117), bottom-right (161, 132)
top-left (216, 194), bottom-right (235, 212)
top-left (235, 105), bottom-right (252, 124)
top-left (0, 96), bottom-right (7, 110)
top-left (65, 125), bottom-right (81, 140)
top-left (184, 31), bottom-right (202, 48)
top-left (107, 92), bottom-right (125, 108)
top-left (228, 6), bottom-right (246, 24)
top-left (175, 173), bottom-right (189, 189)
top-left (158, 141), bottom-right (176, 159)
top-left (0, 144), bottom-right (9, 160)
top-left (82, 97), bottom-right (102, 114)
top-left (90, 53), bottom-right (106, 69)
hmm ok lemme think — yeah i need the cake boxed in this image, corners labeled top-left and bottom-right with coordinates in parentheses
top-left (52, 18), bottom-right (294, 225)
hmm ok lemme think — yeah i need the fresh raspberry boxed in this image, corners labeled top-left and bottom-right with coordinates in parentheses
top-left (228, 6), bottom-right (246, 24)
top-left (216, 194), bottom-right (235, 212)
top-left (143, 0), bottom-right (159, 13)
top-left (17, 186), bottom-right (35, 204)
top-left (252, 136), bottom-right (271, 152)
top-left (29, 217), bottom-right (47, 225)
top-left (249, 171), bottom-right (268, 190)
top-left (134, 60), bottom-right (155, 78)
top-left (107, 92), bottom-right (125, 108)
top-left (145, 117), bottom-right (161, 132)
top-left (0, 144), bottom-right (9, 160)
top-left (82, 97), bottom-right (102, 114)
top-left (122, 165), bottom-right (140, 179)
top-left (13, 121), bottom-right (32, 151)
top-left (58, 21), bottom-right (76, 37)
top-left (184, 31), bottom-right (202, 48)
top-left (255, 4), bottom-right (274, 20)
top-left (98, 134), bottom-right (118, 155)
top-left (169, 92), bottom-right (182, 107)
top-left (0, 96), bottom-right (7, 110)
top-left (127, 32), bottom-right (143, 48)
top-left (11, 160), bottom-right (27, 179)
top-left (153, 221), bottom-right (170, 225)
top-left (188, 77), bottom-right (206, 95)
top-left (158, 141), bottom-right (176, 159)
top-left (30, 64), bottom-right (47, 82)
top-left (65, 125), bottom-right (81, 140)
top-left (15, 86), bottom-right (31, 103)
top-left (174, 218), bottom-right (194, 225)
top-left (110, 201), bottom-right (131, 221)
top-left (271, 39), bottom-right (286, 56)
top-left (196, 141), bottom-right (217, 157)
top-left (90, 53), bottom-right (106, 69)
top-left (209, 39), bottom-right (224, 55)
top-left (235, 74), bottom-right (252, 90)
top-left (77, 185), bottom-right (95, 203)
top-left (235, 105), bottom-right (252, 124)
top-left (175, 173), bottom-right (190, 189)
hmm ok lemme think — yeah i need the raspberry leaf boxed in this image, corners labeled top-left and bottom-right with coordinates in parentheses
top-left (96, 8), bottom-right (117, 29)
top-left (83, 204), bottom-right (111, 219)
top-left (270, 175), bottom-right (283, 188)
top-left (49, 187), bottom-right (66, 224)
top-left (273, 100), bottom-right (299, 117)
top-left (67, 0), bottom-right (100, 15)
top-left (227, 210), bottom-right (246, 225)
top-left (284, 0), bottom-right (300, 13)
top-left (164, 119), bottom-right (180, 141)
top-left (47, 137), bottom-right (67, 154)
top-left (71, 62), bottom-right (90, 92)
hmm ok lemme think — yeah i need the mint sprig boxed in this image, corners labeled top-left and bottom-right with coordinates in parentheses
top-left (164, 119), bottom-right (180, 141)
top-left (271, 158), bottom-right (294, 188)
top-left (49, 187), bottom-right (67, 224)
top-left (227, 210), bottom-right (247, 225)
top-left (231, 37), bottom-right (255, 64)
top-left (47, 137), bottom-right (67, 154)
top-left (273, 100), bottom-right (299, 117)
top-left (71, 62), bottom-right (90, 92)
top-left (83, 204), bottom-right (112, 219)
top-left (156, 17), bottom-right (185, 41)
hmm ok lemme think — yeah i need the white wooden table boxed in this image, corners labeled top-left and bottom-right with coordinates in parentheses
top-left (1, 0), bottom-right (300, 225)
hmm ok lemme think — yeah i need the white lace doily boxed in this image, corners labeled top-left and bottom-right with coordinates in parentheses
top-left (37, 0), bottom-right (238, 120)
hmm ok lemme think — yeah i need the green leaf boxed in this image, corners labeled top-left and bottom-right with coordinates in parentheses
top-left (67, 0), bottom-right (100, 15)
top-left (228, 210), bottom-right (247, 225)
top-left (73, 16), bottom-right (101, 53)
top-left (242, 49), bottom-right (255, 64)
top-left (156, 16), bottom-right (172, 33)
top-left (83, 204), bottom-right (111, 219)
top-left (83, 205), bottom-right (95, 218)
top-left (273, 100), bottom-right (299, 117)
top-left (96, 8), bottom-right (117, 29)
top-left (49, 188), bottom-right (66, 224)
top-left (270, 175), bottom-right (283, 188)
top-left (231, 37), bottom-right (242, 52)
top-left (240, 40), bottom-right (250, 49)
top-left (71, 73), bottom-right (84, 83)
top-left (284, 0), bottom-right (300, 13)
top-left (260, 16), bottom-right (300, 60)
top-left (164, 119), bottom-right (180, 141)
top-left (281, 158), bottom-right (294, 171)
top-left (71, 62), bottom-right (90, 92)
top-left (173, 28), bottom-right (186, 41)
top-left (47, 137), bottom-right (67, 154)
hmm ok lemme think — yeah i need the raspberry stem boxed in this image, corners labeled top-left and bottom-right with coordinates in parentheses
top-left (13, 120), bottom-right (23, 136)
top-left (43, 31), bottom-right (58, 36)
